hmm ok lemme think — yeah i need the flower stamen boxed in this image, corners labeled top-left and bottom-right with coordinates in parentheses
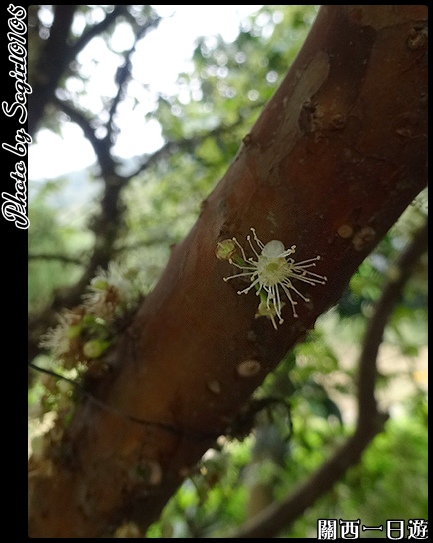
top-left (222, 228), bottom-right (327, 325)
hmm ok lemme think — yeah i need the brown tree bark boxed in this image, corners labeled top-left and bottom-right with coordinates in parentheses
top-left (28, 5), bottom-right (427, 537)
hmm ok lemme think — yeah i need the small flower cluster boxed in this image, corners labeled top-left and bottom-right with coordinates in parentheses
top-left (40, 262), bottom-right (145, 368)
top-left (83, 262), bottom-right (141, 320)
top-left (217, 228), bottom-right (327, 329)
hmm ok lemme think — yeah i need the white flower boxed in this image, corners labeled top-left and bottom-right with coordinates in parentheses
top-left (223, 228), bottom-right (327, 324)
top-left (82, 262), bottom-right (140, 320)
top-left (39, 311), bottom-right (78, 358)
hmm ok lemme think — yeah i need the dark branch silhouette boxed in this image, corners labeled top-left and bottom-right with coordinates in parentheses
top-left (29, 5), bottom-right (77, 138)
top-left (28, 253), bottom-right (85, 266)
top-left (67, 6), bottom-right (129, 63)
top-left (105, 15), bottom-right (162, 145)
top-left (29, 6), bottom-right (130, 137)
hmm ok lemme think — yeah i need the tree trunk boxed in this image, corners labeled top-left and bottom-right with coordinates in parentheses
top-left (28, 5), bottom-right (427, 537)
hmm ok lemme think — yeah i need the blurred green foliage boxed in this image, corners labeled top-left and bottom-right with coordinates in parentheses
top-left (28, 179), bottom-right (94, 310)
top-left (29, 5), bottom-right (427, 537)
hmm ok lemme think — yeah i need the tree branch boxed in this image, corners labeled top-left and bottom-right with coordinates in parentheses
top-left (67, 5), bottom-right (129, 62)
top-left (51, 96), bottom-right (115, 173)
top-left (28, 253), bottom-right (85, 266)
top-left (128, 114), bottom-right (247, 179)
top-left (105, 15), bottom-right (162, 145)
top-left (52, 96), bottom-right (98, 150)
top-left (28, 8), bottom-right (260, 368)
top-left (28, 113), bottom-right (252, 364)
top-left (29, 5), bottom-right (77, 137)
top-left (29, 6), bottom-right (134, 137)
top-left (226, 220), bottom-right (428, 538)
top-left (357, 220), bottom-right (428, 426)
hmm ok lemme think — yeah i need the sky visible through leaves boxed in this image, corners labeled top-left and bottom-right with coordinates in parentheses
top-left (29, 5), bottom-right (263, 180)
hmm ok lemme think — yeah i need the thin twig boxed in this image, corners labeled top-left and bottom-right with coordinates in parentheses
top-left (28, 253), bottom-right (85, 266)
top-left (67, 6), bottom-right (129, 62)
top-left (52, 96), bottom-right (115, 173)
top-left (128, 114), bottom-right (248, 179)
top-left (105, 15), bottom-right (162, 144)
top-left (28, 361), bottom-right (219, 442)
